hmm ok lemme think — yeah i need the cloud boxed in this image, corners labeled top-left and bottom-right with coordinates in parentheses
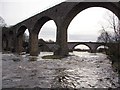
top-left (0, 0), bottom-right (65, 25)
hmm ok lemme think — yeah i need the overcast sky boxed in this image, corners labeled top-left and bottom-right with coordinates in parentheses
top-left (0, 0), bottom-right (118, 42)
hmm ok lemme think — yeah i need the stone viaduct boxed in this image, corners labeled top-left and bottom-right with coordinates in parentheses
top-left (2, 0), bottom-right (120, 56)
top-left (40, 42), bottom-right (117, 53)
top-left (67, 42), bottom-right (108, 53)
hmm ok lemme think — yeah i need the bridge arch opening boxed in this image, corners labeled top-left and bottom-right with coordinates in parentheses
top-left (67, 7), bottom-right (119, 42)
top-left (65, 2), bottom-right (119, 30)
top-left (38, 20), bottom-right (56, 42)
top-left (97, 45), bottom-right (109, 53)
top-left (38, 20), bottom-right (57, 54)
top-left (17, 26), bottom-right (30, 54)
top-left (73, 44), bottom-right (90, 52)
top-left (31, 16), bottom-right (57, 55)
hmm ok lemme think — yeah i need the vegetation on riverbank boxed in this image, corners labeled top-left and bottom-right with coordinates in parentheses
top-left (107, 50), bottom-right (120, 74)
top-left (97, 12), bottom-right (120, 74)
top-left (105, 44), bottom-right (120, 74)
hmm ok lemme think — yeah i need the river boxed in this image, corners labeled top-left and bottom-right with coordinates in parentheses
top-left (2, 51), bottom-right (120, 88)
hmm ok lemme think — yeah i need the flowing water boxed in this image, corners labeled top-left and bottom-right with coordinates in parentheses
top-left (2, 52), bottom-right (120, 88)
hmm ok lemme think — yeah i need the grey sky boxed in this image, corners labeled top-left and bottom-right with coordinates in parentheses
top-left (0, 0), bottom-right (118, 42)
top-left (66, 0), bottom-right (120, 2)
top-left (0, 0), bottom-right (65, 25)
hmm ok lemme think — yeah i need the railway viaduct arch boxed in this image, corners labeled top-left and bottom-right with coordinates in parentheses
top-left (2, 1), bottom-right (120, 56)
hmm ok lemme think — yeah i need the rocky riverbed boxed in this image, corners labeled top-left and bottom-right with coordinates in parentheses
top-left (2, 52), bottom-right (120, 88)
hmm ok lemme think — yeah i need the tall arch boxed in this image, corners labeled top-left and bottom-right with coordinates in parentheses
top-left (68, 7), bottom-right (119, 42)
top-left (60, 2), bottom-right (120, 55)
top-left (30, 16), bottom-right (57, 56)
top-left (17, 25), bottom-right (28, 36)
top-left (38, 20), bottom-right (57, 41)
top-left (32, 16), bottom-right (54, 34)
top-left (64, 2), bottom-right (120, 29)
top-left (16, 25), bottom-right (30, 54)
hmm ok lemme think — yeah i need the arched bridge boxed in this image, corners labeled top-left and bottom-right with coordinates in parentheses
top-left (2, 0), bottom-right (120, 56)
top-left (42, 42), bottom-right (118, 53)
top-left (67, 42), bottom-right (107, 53)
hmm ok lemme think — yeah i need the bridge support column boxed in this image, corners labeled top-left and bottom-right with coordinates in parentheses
top-left (90, 47), bottom-right (97, 53)
top-left (2, 37), bottom-right (8, 51)
top-left (16, 35), bottom-right (23, 54)
top-left (54, 26), bottom-right (68, 56)
top-left (30, 33), bottom-right (39, 56)
top-left (8, 36), bottom-right (13, 51)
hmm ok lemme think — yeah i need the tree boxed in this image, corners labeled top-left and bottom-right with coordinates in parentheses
top-left (0, 16), bottom-right (7, 27)
top-left (97, 27), bottom-right (112, 43)
top-left (107, 13), bottom-right (120, 42)
top-left (48, 39), bottom-right (54, 42)
top-left (46, 39), bottom-right (54, 42)
top-left (99, 12), bottom-right (120, 43)
top-left (97, 11), bottom-right (120, 65)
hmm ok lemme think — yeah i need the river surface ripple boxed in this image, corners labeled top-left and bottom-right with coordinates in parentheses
top-left (2, 52), bottom-right (120, 88)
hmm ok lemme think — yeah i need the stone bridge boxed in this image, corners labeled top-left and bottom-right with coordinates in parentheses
top-left (67, 42), bottom-right (107, 53)
top-left (2, 0), bottom-right (120, 56)
top-left (43, 42), bottom-right (117, 53)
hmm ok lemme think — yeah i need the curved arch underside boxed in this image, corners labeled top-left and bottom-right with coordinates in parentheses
top-left (63, 2), bottom-right (120, 30)
top-left (32, 16), bottom-right (55, 34)
top-left (17, 26), bottom-right (28, 37)
top-left (73, 44), bottom-right (91, 50)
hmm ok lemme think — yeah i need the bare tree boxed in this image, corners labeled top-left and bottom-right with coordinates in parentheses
top-left (97, 26), bottom-right (112, 43)
top-left (97, 11), bottom-right (120, 61)
top-left (100, 12), bottom-right (120, 43)
top-left (0, 16), bottom-right (7, 27)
